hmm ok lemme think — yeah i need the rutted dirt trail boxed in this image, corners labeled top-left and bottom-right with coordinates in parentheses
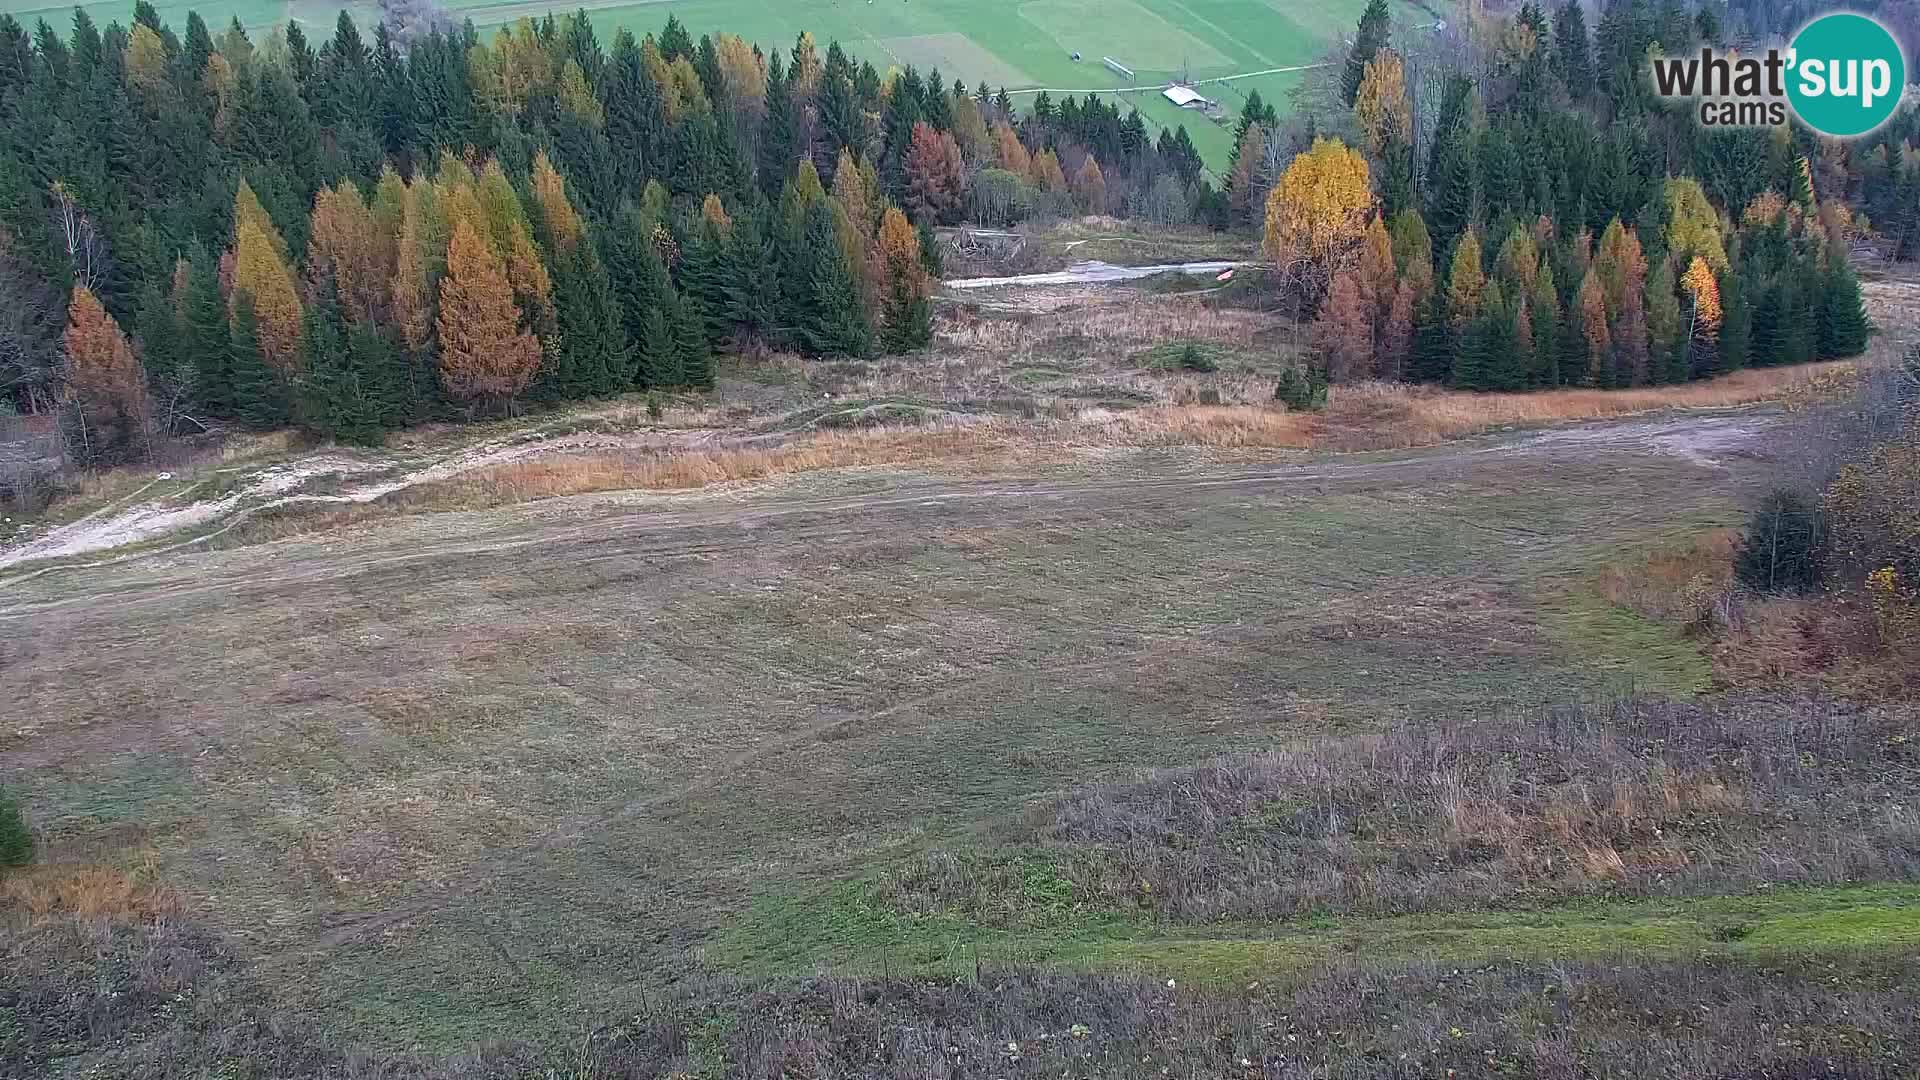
top-left (0, 409), bottom-right (1778, 618)
top-left (0, 428), bottom-right (745, 571)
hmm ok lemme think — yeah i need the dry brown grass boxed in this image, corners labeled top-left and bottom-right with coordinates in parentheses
top-left (881, 697), bottom-right (1919, 925)
top-left (231, 363), bottom-right (1849, 539)
top-left (1582, 522), bottom-right (1920, 700)
top-left (1092, 403), bottom-right (1315, 447)
top-left (415, 422), bottom-right (1027, 505)
top-left (1594, 529), bottom-right (1740, 629)
top-left (1710, 592), bottom-right (1920, 699)
top-left (1, 860), bottom-right (180, 922)
top-left (1310, 364), bottom-right (1857, 450)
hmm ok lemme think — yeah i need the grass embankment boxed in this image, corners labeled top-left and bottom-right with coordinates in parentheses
top-left (714, 697), bottom-right (1920, 981)
top-left (223, 361), bottom-right (1852, 547)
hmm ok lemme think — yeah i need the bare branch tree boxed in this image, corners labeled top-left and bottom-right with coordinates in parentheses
top-left (49, 181), bottom-right (109, 294)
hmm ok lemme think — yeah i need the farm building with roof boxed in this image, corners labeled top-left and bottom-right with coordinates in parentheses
top-left (1162, 85), bottom-right (1214, 109)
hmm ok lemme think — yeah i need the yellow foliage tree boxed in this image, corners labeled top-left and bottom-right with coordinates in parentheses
top-left (1030, 149), bottom-right (1067, 193)
top-left (992, 124), bottom-right (1031, 178)
top-left (877, 206), bottom-right (928, 298)
top-left (1445, 230), bottom-right (1485, 328)
top-left (950, 96), bottom-right (991, 164)
top-left (684, 199), bottom-right (721, 244)
top-left (391, 184), bottom-right (435, 356)
top-left (530, 151), bottom-right (584, 257)
top-left (1593, 218), bottom-right (1646, 316)
top-left (1353, 49), bottom-right (1411, 156)
top-left (669, 57), bottom-right (710, 119)
top-left (436, 220), bottom-right (541, 408)
top-left (1074, 156), bottom-right (1107, 213)
top-left (1680, 256), bottom-right (1722, 331)
top-left (124, 24), bottom-right (171, 102)
top-left (1577, 268), bottom-right (1610, 384)
top-left (1356, 216), bottom-right (1395, 308)
top-left (308, 180), bottom-right (387, 324)
top-left (714, 34), bottom-right (766, 122)
top-left (488, 20), bottom-right (556, 114)
top-left (1663, 178), bottom-right (1727, 273)
top-left (557, 59), bottom-right (604, 127)
top-left (231, 220), bottom-right (304, 372)
top-left (789, 32), bottom-right (822, 97)
top-left (233, 178), bottom-right (290, 265)
top-left (1263, 137), bottom-right (1373, 297)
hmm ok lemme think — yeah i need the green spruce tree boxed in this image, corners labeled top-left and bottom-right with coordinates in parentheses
top-left (675, 290), bottom-right (714, 389)
top-left (229, 292), bottom-right (290, 428)
top-left (1819, 253), bottom-right (1870, 358)
top-left (182, 257), bottom-right (233, 418)
top-left (1342, 0), bottom-right (1391, 105)
top-left (636, 303), bottom-right (678, 389)
top-left (798, 202), bottom-right (872, 357)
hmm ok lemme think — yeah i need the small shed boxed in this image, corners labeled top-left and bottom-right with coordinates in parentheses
top-left (1162, 85), bottom-right (1212, 109)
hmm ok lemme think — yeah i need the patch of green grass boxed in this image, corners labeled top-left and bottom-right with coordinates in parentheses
top-left (715, 881), bottom-right (1920, 985)
top-left (1540, 587), bottom-right (1715, 699)
top-left (1131, 339), bottom-right (1225, 371)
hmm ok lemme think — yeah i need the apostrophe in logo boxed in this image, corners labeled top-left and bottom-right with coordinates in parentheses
top-left (1785, 13), bottom-right (1906, 137)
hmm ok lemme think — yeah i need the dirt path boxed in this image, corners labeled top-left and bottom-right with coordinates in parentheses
top-left (0, 429), bottom-right (734, 573)
top-left (0, 410), bottom-right (1772, 620)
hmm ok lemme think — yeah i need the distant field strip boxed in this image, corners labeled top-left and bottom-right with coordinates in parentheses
top-left (1001, 61), bottom-right (1327, 94)
top-left (0, 0), bottom-right (1379, 170)
top-left (878, 32), bottom-right (1036, 88)
top-left (1017, 0), bottom-right (1232, 71)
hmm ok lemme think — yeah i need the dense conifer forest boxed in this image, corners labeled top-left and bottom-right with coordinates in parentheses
top-left (1263, 0), bottom-right (1911, 390)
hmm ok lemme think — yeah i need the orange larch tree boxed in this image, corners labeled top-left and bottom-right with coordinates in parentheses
top-left (1073, 156), bottom-right (1107, 214)
top-left (436, 220), bottom-right (541, 410)
top-left (63, 285), bottom-right (152, 460)
top-left (1314, 270), bottom-right (1375, 381)
top-left (904, 122), bottom-right (966, 224)
top-left (307, 180), bottom-right (387, 325)
top-left (991, 123), bottom-right (1031, 178)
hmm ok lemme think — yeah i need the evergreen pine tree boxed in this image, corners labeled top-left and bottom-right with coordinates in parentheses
top-left (133, 281), bottom-right (183, 392)
top-left (676, 290), bottom-right (713, 388)
top-left (296, 293), bottom-right (402, 445)
top-left (678, 216), bottom-right (731, 346)
top-left (1452, 282), bottom-right (1504, 390)
top-left (637, 303), bottom-right (679, 389)
top-left (1410, 291), bottom-right (1451, 384)
top-left (183, 257), bottom-right (234, 418)
top-left (798, 202), bottom-right (871, 357)
top-left (1819, 253), bottom-right (1870, 358)
top-left (1343, 0), bottom-right (1391, 104)
top-left (917, 222), bottom-right (944, 278)
top-left (548, 242), bottom-right (632, 399)
top-left (0, 783), bottom-right (29, 867)
top-left (1529, 267), bottom-right (1561, 386)
top-left (1719, 268), bottom-right (1750, 372)
top-left (658, 15), bottom-right (692, 60)
top-left (1553, 0), bottom-right (1593, 100)
top-left (758, 52), bottom-right (796, 200)
top-left (229, 292), bottom-right (290, 428)
top-left (721, 208), bottom-right (778, 342)
top-left (605, 210), bottom-right (677, 388)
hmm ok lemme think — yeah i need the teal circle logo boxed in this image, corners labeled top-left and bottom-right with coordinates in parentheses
top-left (1786, 13), bottom-right (1907, 137)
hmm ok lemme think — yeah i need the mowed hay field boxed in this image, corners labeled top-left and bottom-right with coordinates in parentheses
top-left (1, 0), bottom-right (1427, 168)
top-left (0, 402), bottom-right (1854, 1053)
